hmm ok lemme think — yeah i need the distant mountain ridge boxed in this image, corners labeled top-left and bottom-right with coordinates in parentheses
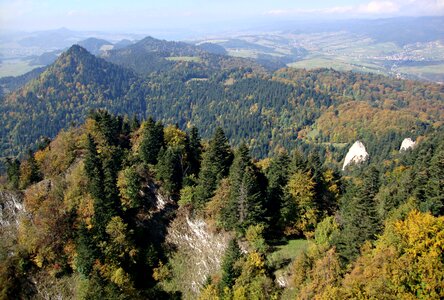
top-left (77, 37), bottom-right (113, 55)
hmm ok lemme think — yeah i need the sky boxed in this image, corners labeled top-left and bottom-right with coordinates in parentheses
top-left (1, 0), bottom-right (443, 32)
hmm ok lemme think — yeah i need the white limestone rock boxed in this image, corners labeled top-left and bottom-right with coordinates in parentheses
top-left (342, 141), bottom-right (369, 170)
top-left (400, 138), bottom-right (416, 152)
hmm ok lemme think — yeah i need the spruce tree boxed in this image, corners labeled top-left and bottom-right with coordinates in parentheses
top-left (101, 152), bottom-right (121, 217)
top-left (140, 118), bottom-right (165, 165)
top-left (130, 115), bottom-right (140, 132)
top-left (266, 153), bottom-right (290, 229)
top-left (84, 134), bottom-right (114, 238)
top-left (5, 158), bottom-right (20, 189)
top-left (156, 147), bottom-right (183, 197)
top-left (425, 145), bottom-right (444, 215)
top-left (90, 110), bottom-right (120, 146)
top-left (336, 167), bottom-right (381, 263)
top-left (219, 239), bottom-right (241, 292)
top-left (222, 144), bottom-right (266, 233)
top-left (194, 127), bottom-right (233, 208)
top-left (84, 134), bottom-right (103, 201)
top-left (187, 126), bottom-right (202, 176)
top-left (27, 150), bottom-right (41, 184)
top-left (75, 222), bottom-right (98, 277)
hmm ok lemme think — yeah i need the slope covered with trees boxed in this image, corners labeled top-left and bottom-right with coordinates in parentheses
top-left (1, 111), bottom-right (443, 299)
top-left (1, 39), bottom-right (443, 169)
top-left (0, 45), bottom-right (146, 159)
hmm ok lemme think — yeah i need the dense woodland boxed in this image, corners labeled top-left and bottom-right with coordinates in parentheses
top-left (1, 39), bottom-right (443, 162)
top-left (0, 36), bottom-right (443, 299)
top-left (0, 110), bottom-right (443, 299)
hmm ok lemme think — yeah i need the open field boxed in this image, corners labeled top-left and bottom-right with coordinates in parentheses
top-left (0, 59), bottom-right (42, 78)
top-left (198, 31), bottom-right (444, 83)
top-left (288, 56), bottom-right (386, 74)
top-left (398, 63), bottom-right (444, 82)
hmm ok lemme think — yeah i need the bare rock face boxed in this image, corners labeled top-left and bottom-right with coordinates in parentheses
top-left (400, 138), bottom-right (416, 152)
top-left (166, 208), bottom-right (232, 298)
top-left (0, 190), bottom-right (24, 228)
top-left (0, 191), bottom-right (24, 255)
top-left (342, 141), bottom-right (369, 170)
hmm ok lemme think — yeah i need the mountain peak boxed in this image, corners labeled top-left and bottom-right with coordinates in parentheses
top-left (66, 44), bottom-right (90, 56)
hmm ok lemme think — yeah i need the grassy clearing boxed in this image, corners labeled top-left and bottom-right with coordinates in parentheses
top-left (166, 56), bottom-right (202, 62)
top-left (306, 128), bottom-right (319, 140)
top-left (268, 239), bottom-right (308, 268)
top-left (227, 49), bottom-right (258, 58)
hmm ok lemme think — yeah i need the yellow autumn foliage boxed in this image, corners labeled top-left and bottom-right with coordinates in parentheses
top-left (331, 210), bottom-right (444, 299)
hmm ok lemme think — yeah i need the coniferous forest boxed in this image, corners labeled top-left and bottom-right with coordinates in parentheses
top-left (1, 109), bottom-right (443, 299)
top-left (0, 36), bottom-right (443, 300)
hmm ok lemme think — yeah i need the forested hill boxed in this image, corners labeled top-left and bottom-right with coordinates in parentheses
top-left (1, 43), bottom-right (443, 166)
top-left (102, 36), bottom-right (270, 76)
top-left (0, 45), bottom-right (147, 159)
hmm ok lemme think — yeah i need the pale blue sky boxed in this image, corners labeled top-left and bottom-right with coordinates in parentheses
top-left (1, 0), bottom-right (443, 31)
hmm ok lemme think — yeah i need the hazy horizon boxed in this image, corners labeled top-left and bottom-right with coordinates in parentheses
top-left (1, 0), bottom-right (443, 34)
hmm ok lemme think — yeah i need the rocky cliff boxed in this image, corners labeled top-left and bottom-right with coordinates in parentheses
top-left (165, 208), bottom-right (232, 299)
top-left (342, 141), bottom-right (369, 170)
